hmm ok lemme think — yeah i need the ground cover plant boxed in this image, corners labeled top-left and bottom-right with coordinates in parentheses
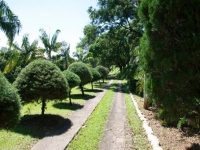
top-left (66, 80), bottom-right (116, 150)
top-left (122, 80), bottom-right (152, 150)
top-left (0, 81), bottom-right (107, 150)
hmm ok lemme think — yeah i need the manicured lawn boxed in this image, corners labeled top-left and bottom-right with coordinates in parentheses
top-left (66, 80), bottom-right (117, 150)
top-left (122, 80), bottom-right (152, 150)
top-left (0, 81), bottom-right (108, 150)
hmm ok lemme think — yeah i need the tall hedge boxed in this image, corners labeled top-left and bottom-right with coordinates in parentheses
top-left (68, 62), bottom-right (93, 96)
top-left (63, 70), bottom-right (81, 105)
top-left (139, 0), bottom-right (200, 127)
top-left (0, 72), bottom-right (21, 129)
top-left (13, 59), bottom-right (69, 115)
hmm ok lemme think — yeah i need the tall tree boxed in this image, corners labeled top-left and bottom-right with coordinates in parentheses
top-left (0, 0), bottom-right (21, 45)
top-left (39, 28), bottom-right (61, 60)
top-left (139, 0), bottom-right (200, 127)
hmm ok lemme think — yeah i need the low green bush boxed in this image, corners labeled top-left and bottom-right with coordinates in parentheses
top-left (0, 72), bottom-right (21, 129)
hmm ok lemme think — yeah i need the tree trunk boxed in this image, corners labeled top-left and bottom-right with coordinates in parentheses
top-left (41, 98), bottom-right (46, 115)
top-left (91, 82), bottom-right (93, 90)
top-left (143, 74), bottom-right (148, 109)
top-left (80, 83), bottom-right (85, 96)
top-left (69, 90), bottom-right (72, 105)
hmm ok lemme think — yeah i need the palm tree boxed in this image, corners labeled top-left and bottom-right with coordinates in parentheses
top-left (4, 34), bottom-right (39, 74)
top-left (0, 0), bottom-right (21, 45)
top-left (58, 41), bottom-right (70, 69)
top-left (39, 28), bottom-right (61, 60)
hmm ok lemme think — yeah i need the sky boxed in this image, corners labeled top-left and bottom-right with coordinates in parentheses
top-left (0, 0), bottom-right (98, 56)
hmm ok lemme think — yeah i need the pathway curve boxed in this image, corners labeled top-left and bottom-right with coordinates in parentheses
top-left (31, 80), bottom-right (113, 150)
top-left (100, 80), bottom-right (132, 150)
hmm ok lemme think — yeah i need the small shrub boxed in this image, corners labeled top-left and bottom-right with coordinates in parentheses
top-left (95, 65), bottom-right (109, 82)
top-left (68, 62), bottom-right (93, 96)
top-left (13, 59), bottom-right (69, 115)
top-left (63, 70), bottom-right (81, 105)
top-left (0, 72), bottom-right (21, 129)
top-left (90, 68), bottom-right (101, 89)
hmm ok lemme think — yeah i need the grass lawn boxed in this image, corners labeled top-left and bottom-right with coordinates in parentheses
top-left (0, 80), bottom-right (108, 150)
top-left (66, 80), bottom-right (117, 150)
top-left (122, 80), bottom-right (152, 150)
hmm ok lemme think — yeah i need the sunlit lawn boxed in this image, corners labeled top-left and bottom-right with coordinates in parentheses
top-left (0, 80), bottom-right (108, 150)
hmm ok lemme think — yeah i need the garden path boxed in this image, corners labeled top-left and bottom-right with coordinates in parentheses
top-left (31, 80), bottom-right (113, 150)
top-left (100, 80), bottom-right (134, 150)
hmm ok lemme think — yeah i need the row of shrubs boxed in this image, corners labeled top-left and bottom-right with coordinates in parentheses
top-left (0, 59), bottom-right (109, 129)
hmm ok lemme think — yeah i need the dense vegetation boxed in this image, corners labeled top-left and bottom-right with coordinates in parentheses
top-left (0, 0), bottom-right (199, 131)
top-left (139, 0), bottom-right (200, 128)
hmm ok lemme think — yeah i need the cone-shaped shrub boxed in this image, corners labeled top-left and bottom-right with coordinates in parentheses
top-left (13, 59), bottom-right (69, 115)
top-left (63, 70), bottom-right (81, 105)
top-left (0, 72), bottom-right (21, 129)
top-left (68, 62), bottom-right (93, 96)
top-left (90, 68), bottom-right (101, 90)
top-left (95, 65), bottom-right (109, 82)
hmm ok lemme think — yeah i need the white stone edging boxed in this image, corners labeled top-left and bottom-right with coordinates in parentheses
top-left (130, 93), bottom-right (163, 150)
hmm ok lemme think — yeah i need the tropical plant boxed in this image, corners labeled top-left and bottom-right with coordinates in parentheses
top-left (0, 71), bottom-right (21, 129)
top-left (3, 34), bottom-right (39, 74)
top-left (0, 0), bottom-right (21, 45)
top-left (39, 28), bottom-right (61, 60)
top-left (68, 62), bottom-right (93, 96)
top-left (63, 70), bottom-right (81, 105)
top-left (13, 59), bottom-right (69, 115)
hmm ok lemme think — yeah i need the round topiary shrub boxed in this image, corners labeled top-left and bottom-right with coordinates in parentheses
top-left (13, 59), bottom-right (69, 115)
top-left (63, 70), bottom-right (81, 105)
top-left (95, 65), bottom-right (109, 82)
top-left (68, 62), bottom-right (93, 96)
top-left (0, 72), bottom-right (21, 129)
top-left (90, 67), bottom-right (101, 90)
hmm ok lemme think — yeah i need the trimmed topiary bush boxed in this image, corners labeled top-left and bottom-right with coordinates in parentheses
top-left (89, 67), bottom-right (101, 90)
top-left (0, 72), bottom-right (21, 129)
top-left (68, 62), bottom-right (93, 96)
top-left (95, 65), bottom-right (109, 83)
top-left (13, 59), bottom-right (69, 115)
top-left (63, 70), bottom-right (81, 105)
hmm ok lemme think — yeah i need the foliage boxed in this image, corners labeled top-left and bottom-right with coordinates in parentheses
top-left (68, 62), bottom-right (93, 85)
top-left (4, 34), bottom-right (40, 74)
top-left (139, 0), bottom-right (200, 127)
top-left (63, 70), bottom-right (81, 89)
top-left (68, 62), bottom-right (93, 96)
top-left (13, 59), bottom-right (69, 115)
top-left (90, 67), bottom-right (101, 82)
top-left (95, 65), bottom-right (109, 82)
top-left (0, 72), bottom-right (21, 129)
top-left (0, 0), bottom-right (21, 45)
